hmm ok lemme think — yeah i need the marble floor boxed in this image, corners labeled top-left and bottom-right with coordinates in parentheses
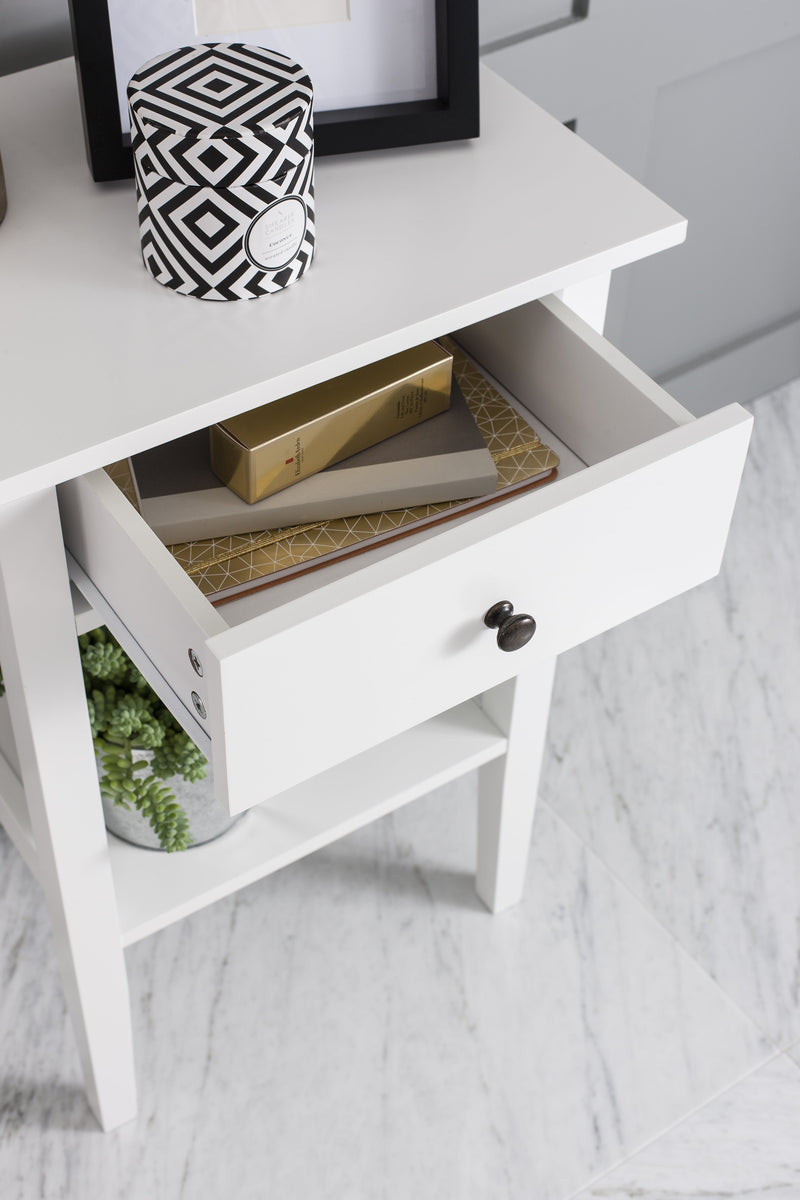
top-left (1, 378), bottom-right (799, 1198)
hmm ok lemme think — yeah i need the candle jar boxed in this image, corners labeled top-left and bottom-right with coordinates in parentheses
top-left (128, 42), bottom-right (315, 301)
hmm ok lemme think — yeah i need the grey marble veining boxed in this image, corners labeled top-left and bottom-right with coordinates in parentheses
top-left (544, 379), bottom-right (800, 1049)
top-left (576, 1053), bottom-right (800, 1199)
top-left (0, 788), bottom-right (771, 1200)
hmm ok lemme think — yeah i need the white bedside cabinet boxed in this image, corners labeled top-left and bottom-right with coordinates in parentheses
top-left (0, 59), bottom-right (752, 1131)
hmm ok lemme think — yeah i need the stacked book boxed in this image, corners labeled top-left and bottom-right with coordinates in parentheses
top-left (114, 338), bottom-right (559, 603)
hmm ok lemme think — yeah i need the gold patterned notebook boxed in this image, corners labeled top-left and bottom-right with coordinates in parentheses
top-left (107, 339), bottom-right (559, 604)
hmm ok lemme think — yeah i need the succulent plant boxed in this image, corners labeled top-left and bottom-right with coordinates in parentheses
top-left (79, 628), bottom-right (207, 852)
top-left (0, 631), bottom-right (207, 852)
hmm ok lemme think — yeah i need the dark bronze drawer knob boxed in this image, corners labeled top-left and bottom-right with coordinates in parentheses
top-left (484, 600), bottom-right (536, 652)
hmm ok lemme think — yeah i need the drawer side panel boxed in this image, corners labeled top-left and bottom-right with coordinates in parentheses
top-left (457, 296), bottom-right (691, 464)
top-left (58, 471), bottom-right (227, 732)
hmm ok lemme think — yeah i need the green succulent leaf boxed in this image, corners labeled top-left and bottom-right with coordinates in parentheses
top-left (1, 630), bottom-right (209, 851)
top-left (80, 628), bottom-right (207, 852)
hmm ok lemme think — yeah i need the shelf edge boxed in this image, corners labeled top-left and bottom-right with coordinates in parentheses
top-left (115, 698), bottom-right (507, 946)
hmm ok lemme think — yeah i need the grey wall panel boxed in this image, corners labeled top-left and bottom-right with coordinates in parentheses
top-left (0, 0), bottom-right (72, 76)
top-left (483, 0), bottom-right (800, 412)
top-left (661, 315), bottom-right (800, 415)
top-left (619, 35), bottom-right (800, 381)
top-left (479, 1), bottom-right (583, 49)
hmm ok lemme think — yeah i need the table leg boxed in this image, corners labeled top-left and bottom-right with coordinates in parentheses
top-left (0, 488), bottom-right (137, 1130)
top-left (476, 659), bottom-right (557, 913)
top-left (558, 271), bottom-right (611, 333)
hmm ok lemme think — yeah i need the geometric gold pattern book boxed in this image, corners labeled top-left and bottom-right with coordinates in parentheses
top-left (105, 338), bottom-right (559, 604)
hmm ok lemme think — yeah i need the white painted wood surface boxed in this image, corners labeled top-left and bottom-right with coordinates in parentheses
top-left (110, 700), bottom-right (506, 945)
top-left (207, 408), bottom-right (750, 811)
top-left (0, 490), bottom-right (137, 1131)
top-left (60, 299), bottom-right (753, 813)
top-left (557, 272), bottom-right (612, 334)
top-left (476, 661), bottom-right (558, 912)
top-left (457, 295), bottom-right (692, 462)
top-left (0, 696), bottom-right (37, 876)
top-left (0, 60), bottom-right (685, 505)
top-left (57, 471), bottom-right (226, 751)
top-left (0, 54), bottom-right (750, 1132)
top-left (65, 555), bottom-right (213, 761)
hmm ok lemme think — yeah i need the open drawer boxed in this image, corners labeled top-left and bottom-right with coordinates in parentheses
top-left (58, 296), bottom-right (752, 815)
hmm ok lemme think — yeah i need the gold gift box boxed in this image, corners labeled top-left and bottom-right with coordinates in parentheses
top-left (211, 341), bottom-right (453, 504)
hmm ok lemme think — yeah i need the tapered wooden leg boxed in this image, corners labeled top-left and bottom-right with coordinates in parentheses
top-left (0, 488), bottom-right (137, 1130)
top-left (476, 659), bottom-right (557, 913)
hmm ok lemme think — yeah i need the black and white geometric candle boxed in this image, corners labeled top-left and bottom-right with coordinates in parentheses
top-left (128, 44), bottom-right (315, 301)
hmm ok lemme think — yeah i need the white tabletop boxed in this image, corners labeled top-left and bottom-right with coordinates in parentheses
top-left (0, 58), bottom-right (684, 503)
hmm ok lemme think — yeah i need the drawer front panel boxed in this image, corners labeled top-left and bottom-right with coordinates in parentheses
top-left (60, 298), bottom-right (752, 815)
top-left (208, 409), bottom-right (751, 812)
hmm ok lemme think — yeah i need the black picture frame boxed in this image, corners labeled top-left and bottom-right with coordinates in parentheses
top-left (67, 0), bottom-right (480, 182)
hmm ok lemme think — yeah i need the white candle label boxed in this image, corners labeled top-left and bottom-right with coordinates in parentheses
top-left (244, 197), bottom-right (307, 271)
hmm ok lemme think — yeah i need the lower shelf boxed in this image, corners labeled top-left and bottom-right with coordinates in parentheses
top-left (111, 698), bottom-right (507, 946)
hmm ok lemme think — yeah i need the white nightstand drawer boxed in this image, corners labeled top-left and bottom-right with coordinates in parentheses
top-left (58, 296), bottom-right (752, 815)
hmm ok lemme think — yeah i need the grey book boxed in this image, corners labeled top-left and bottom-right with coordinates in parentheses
top-left (130, 379), bottom-right (498, 544)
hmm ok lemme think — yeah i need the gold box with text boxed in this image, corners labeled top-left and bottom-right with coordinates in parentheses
top-left (211, 341), bottom-right (453, 504)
